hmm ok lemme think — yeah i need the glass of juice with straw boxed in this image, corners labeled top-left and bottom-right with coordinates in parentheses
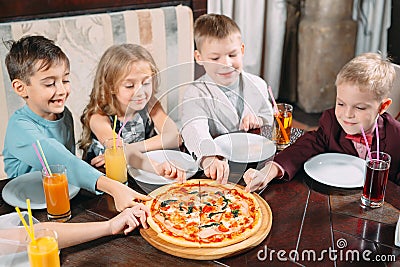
top-left (42, 165), bottom-right (71, 222)
top-left (104, 138), bottom-right (127, 183)
top-left (273, 103), bottom-right (293, 150)
top-left (361, 151), bottom-right (391, 208)
top-left (27, 229), bottom-right (60, 267)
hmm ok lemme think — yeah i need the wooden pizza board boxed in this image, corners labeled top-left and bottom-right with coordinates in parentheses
top-left (140, 192), bottom-right (272, 260)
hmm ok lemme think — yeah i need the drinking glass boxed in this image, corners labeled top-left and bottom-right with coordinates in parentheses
top-left (361, 151), bottom-right (391, 208)
top-left (104, 138), bottom-right (127, 183)
top-left (273, 103), bottom-right (293, 150)
top-left (27, 229), bottom-right (60, 267)
top-left (42, 165), bottom-right (71, 222)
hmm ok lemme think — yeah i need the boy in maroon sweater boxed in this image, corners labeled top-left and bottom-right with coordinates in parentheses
top-left (245, 53), bottom-right (400, 191)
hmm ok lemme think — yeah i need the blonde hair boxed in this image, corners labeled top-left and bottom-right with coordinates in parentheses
top-left (336, 53), bottom-right (396, 101)
top-left (194, 13), bottom-right (241, 51)
top-left (79, 44), bottom-right (159, 154)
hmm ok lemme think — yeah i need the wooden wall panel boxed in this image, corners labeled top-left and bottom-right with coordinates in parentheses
top-left (0, 0), bottom-right (207, 22)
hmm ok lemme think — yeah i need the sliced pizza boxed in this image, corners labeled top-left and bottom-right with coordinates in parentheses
top-left (146, 179), bottom-right (262, 248)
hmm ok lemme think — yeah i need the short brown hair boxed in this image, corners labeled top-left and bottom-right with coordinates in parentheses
top-left (336, 53), bottom-right (396, 101)
top-left (4, 35), bottom-right (70, 84)
top-left (194, 13), bottom-right (241, 51)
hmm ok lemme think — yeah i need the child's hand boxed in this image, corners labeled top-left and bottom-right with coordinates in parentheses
top-left (109, 204), bottom-right (150, 235)
top-left (109, 181), bottom-right (152, 212)
top-left (243, 162), bottom-right (279, 192)
top-left (243, 169), bottom-right (269, 192)
top-left (91, 154), bottom-right (105, 167)
top-left (240, 114), bottom-right (263, 132)
top-left (201, 156), bottom-right (229, 184)
top-left (155, 161), bottom-right (186, 183)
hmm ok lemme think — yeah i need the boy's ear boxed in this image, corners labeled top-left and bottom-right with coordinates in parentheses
top-left (194, 50), bottom-right (204, 66)
top-left (241, 43), bottom-right (245, 56)
top-left (379, 98), bottom-right (392, 114)
top-left (11, 79), bottom-right (28, 98)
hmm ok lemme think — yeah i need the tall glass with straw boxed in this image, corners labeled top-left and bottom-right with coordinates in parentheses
top-left (33, 141), bottom-right (71, 222)
top-left (267, 86), bottom-right (293, 150)
top-left (16, 199), bottom-right (60, 267)
top-left (104, 115), bottom-right (128, 183)
top-left (360, 123), bottom-right (391, 208)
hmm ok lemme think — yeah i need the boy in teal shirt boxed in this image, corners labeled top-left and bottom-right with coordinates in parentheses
top-left (2, 35), bottom-right (150, 211)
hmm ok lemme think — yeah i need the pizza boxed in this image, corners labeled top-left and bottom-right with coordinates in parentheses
top-left (145, 179), bottom-right (262, 248)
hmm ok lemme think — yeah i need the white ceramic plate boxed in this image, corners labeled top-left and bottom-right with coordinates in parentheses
top-left (128, 150), bottom-right (198, 185)
top-left (213, 133), bottom-right (276, 163)
top-left (2, 171), bottom-right (80, 210)
top-left (304, 153), bottom-right (365, 188)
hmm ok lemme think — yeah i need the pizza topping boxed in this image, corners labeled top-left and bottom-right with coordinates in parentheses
top-left (201, 205), bottom-right (213, 213)
top-left (147, 180), bottom-right (262, 248)
top-left (173, 224), bottom-right (183, 230)
top-left (208, 211), bottom-right (225, 219)
top-left (186, 204), bottom-right (194, 214)
top-left (221, 195), bottom-right (231, 210)
top-left (199, 227), bottom-right (221, 240)
top-left (161, 199), bottom-right (177, 207)
top-left (231, 209), bottom-right (240, 217)
top-left (218, 223), bottom-right (229, 232)
top-left (200, 222), bottom-right (221, 228)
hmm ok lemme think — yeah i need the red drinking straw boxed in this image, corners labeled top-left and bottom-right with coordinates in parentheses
top-left (360, 125), bottom-right (372, 160)
top-left (375, 121), bottom-right (380, 161)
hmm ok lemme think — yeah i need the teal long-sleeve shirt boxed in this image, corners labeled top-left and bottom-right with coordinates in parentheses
top-left (3, 105), bottom-right (102, 193)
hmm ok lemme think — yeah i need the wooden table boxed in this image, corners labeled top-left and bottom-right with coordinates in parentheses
top-left (1, 168), bottom-right (400, 266)
top-left (0, 126), bottom-right (398, 266)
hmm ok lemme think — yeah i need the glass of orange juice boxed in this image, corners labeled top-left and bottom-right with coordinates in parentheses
top-left (273, 103), bottom-right (293, 150)
top-left (104, 138), bottom-right (127, 183)
top-left (42, 165), bottom-right (71, 222)
top-left (27, 229), bottom-right (60, 267)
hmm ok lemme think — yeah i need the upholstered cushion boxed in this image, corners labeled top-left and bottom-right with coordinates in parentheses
top-left (0, 5), bottom-right (194, 178)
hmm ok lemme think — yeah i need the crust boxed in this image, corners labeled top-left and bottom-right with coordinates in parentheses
top-left (157, 232), bottom-right (201, 248)
top-left (146, 179), bottom-right (263, 248)
top-left (145, 209), bottom-right (162, 234)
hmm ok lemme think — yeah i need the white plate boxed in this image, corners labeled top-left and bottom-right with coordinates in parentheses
top-left (304, 153), bottom-right (365, 188)
top-left (213, 133), bottom-right (276, 163)
top-left (2, 171), bottom-right (80, 210)
top-left (128, 150), bottom-right (198, 185)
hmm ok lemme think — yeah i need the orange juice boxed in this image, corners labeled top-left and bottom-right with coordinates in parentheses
top-left (28, 231), bottom-right (60, 267)
top-left (274, 112), bottom-right (292, 144)
top-left (104, 138), bottom-right (127, 183)
top-left (273, 103), bottom-right (293, 150)
top-left (42, 165), bottom-right (71, 222)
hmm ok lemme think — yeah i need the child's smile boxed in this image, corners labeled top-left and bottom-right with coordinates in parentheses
top-left (195, 34), bottom-right (244, 87)
top-left (335, 82), bottom-right (381, 134)
top-left (116, 60), bottom-right (153, 114)
top-left (21, 61), bottom-right (70, 120)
